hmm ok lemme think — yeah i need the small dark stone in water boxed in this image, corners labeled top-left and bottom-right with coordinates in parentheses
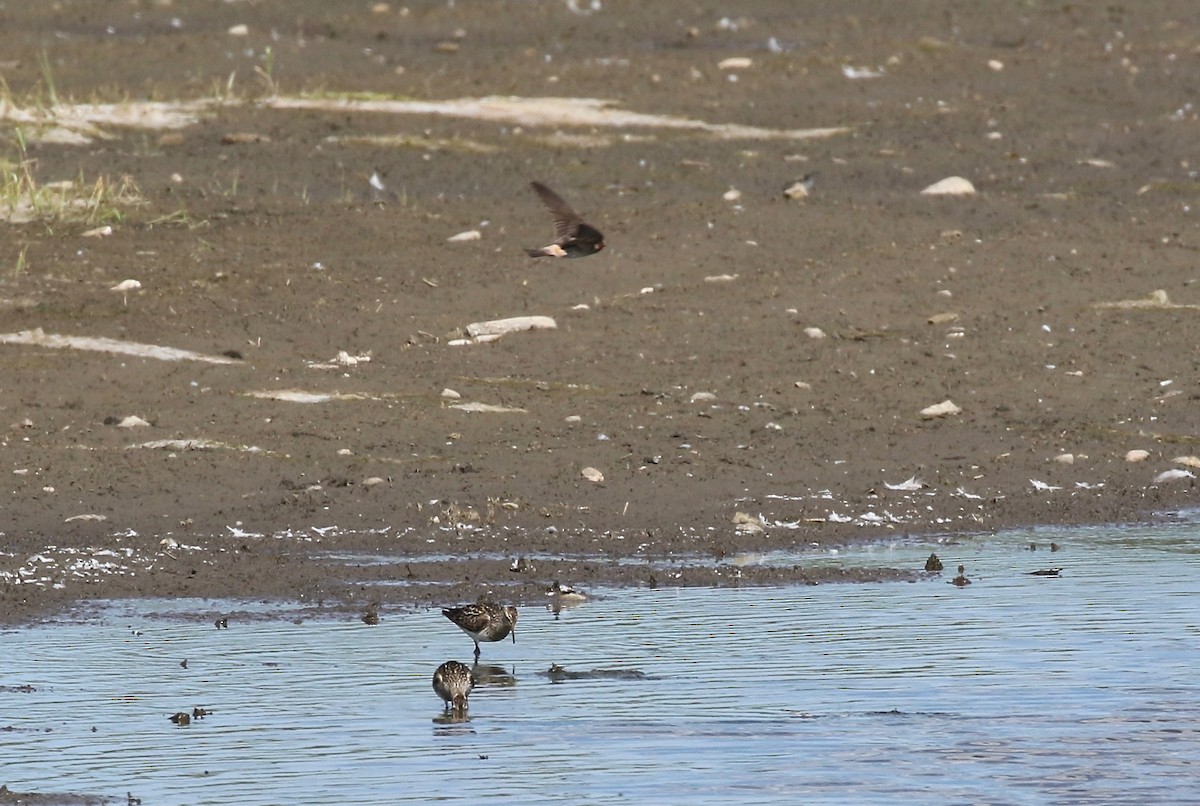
top-left (170, 712), bottom-right (191, 725)
top-left (362, 609), bottom-right (380, 626)
top-left (1050, 542), bottom-right (1061, 552)
top-left (180, 659), bottom-right (188, 669)
top-left (542, 663), bottom-right (650, 682)
top-left (924, 553), bottom-right (943, 572)
top-left (1029, 568), bottom-right (1062, 577)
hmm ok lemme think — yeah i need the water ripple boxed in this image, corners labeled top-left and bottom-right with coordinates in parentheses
top-left (2, 525), bottom-right (1199, 803)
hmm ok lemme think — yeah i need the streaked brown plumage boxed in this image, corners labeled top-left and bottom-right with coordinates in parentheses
top-left (442, 600), bottom-right (518, 661)
top-left (525, 181), bottom-right (606, 258)
top-left (432, 660), bottom-right (475, 714)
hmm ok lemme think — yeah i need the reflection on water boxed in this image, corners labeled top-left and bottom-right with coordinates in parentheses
top-left (1, 523), bottom-right (1199, 804)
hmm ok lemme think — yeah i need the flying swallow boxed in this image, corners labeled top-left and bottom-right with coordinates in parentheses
top-left (525, 181), bottom-right (606, 258)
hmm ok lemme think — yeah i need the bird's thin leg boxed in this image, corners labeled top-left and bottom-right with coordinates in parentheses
top-left (473, 642), bottom-right (481, 661)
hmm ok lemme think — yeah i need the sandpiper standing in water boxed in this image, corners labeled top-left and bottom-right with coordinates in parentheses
top-left (432, 660), bottom-right (475, 715)
top-left (524, 181), bottom-right (606, 259)
top-left (442, 600), bottom-right (518, 661)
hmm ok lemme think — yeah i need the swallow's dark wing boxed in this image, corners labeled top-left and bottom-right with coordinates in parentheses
top-left (531, 181), bottom-right (583, 241)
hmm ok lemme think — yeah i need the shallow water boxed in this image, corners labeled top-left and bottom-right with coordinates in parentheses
top-left (2, 523), bottom-right (1198, 804)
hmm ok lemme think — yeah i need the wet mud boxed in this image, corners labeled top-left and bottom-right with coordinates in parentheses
top-left (2, 0), bottom-right (1199, 631)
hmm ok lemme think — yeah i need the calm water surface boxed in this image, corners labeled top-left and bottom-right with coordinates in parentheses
top-left (2, 523), bottom-right (1197, 804)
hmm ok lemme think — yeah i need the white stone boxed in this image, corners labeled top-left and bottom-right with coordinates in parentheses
top-left (920, 399), bottom-right (962, 419)
top-left (466, 316), bottom-right (556, 338)
top-left (1152, 468), bottom-right (1195, 483)
top-left (718, 57), bottom-right (753, 70)
top-left (449, 402), bottom-right (527, 413)
top-left (921, 176), bottom-right (976, 196)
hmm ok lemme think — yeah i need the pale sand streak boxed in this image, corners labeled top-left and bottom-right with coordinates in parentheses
top-left (0, 96), bottom-right (849, 143)
top-left (267, 96), bottom-right (850, 141)
top-left (0, 328), bottom-right (239, 364)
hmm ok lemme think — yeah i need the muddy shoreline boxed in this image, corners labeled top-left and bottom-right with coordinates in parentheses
top-left (3, 1), bottom-right (1199, 627)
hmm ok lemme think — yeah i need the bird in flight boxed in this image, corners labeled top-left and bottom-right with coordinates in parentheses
top-left (525, 181), bottom-right (606, 258)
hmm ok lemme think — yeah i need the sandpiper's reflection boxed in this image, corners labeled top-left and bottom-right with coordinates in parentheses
top-left (471, 662), bottom-right (516, 687)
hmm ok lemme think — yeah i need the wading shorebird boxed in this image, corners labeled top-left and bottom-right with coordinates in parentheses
top-left (432, 660), bottom-right (475, 715)
top-left (525, 181), bottom-right (606, 259)
top-left (442, 600), bottom-right (518, 661)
